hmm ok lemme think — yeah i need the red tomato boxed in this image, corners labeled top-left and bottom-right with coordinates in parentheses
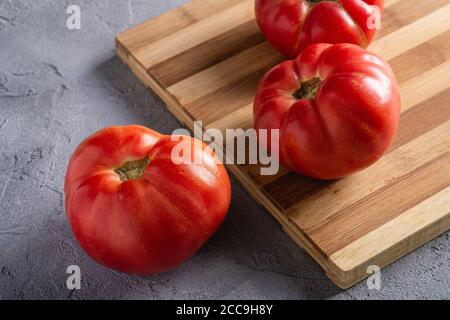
top-left (254, 43), bottom-right (401, 179)
top-left (64, 126), bottom-right (231, 274)
top-left (255, 0), bottom-right (384, 58)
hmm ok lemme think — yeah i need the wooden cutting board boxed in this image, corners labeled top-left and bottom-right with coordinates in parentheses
top-left (116, 0), bottom-right (450, 289)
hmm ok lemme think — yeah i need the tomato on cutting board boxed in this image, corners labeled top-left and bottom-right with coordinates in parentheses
top-left (255, 0), bottom-right (384, 58)
top-left (64, 125), bottom-right (231, 274)
top-left (254, 43), bottom-right (401, 180)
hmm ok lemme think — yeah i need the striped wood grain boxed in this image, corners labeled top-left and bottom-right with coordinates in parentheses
top-left (116, 0), bottom-right (450, 288)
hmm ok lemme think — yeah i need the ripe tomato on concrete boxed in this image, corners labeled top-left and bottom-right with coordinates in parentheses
top-left (65, 126), bottom-right (231, 274)
top-left (254, 43), bottom-right (401, 179)
top-left (255, 0), bottom-right (384, 58)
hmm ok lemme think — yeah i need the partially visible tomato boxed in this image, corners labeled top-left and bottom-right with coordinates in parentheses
top-left (65, 126), bottom-right (231, 274)
top-left (255, 0), bottom-right (384, 58)
top-left (254, 43), bottom-right (401, 179)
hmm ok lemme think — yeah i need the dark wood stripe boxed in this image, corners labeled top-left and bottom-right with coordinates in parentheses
top-left (309, 152), bottom-right (450, 255)
top-left (264, 174), bottom-right (332, 210)
top-left (378, 0), bottom-right (448, 38)
top-left (149, 20), bottom-right (266, 88)
top-left (245, 164), bottom-right (290, 186)
top-left (389, 30), bottom-right (450, 83)
top-left (390, 88), bottom-right (450, 151)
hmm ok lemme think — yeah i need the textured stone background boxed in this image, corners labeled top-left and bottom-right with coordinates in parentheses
top-left (0, 0), bottom-right (448, 300)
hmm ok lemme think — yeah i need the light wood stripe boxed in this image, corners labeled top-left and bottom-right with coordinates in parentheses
top-left (371, 4), bottom-right (450, 60)
top-left (384, 0), bottom-right (403, 7)
top-left (311, 152), bottom-right (450, 255)
top-left (289, 121), bottom-right (450, 230)
top-left (390, 30), bottom-right (450, 83)
top-left (135, 0), bottom-right (254, 68)
top-left (168, 42), bottom-right (283, 105)
top-left (377, 0), bottom-right (448, 38)
top-left (331, 186), bottom-right (450, 271)
top-left (400, 60), bottom-right (450, 112)
top-left (182, 0), bottom-right (244, 21)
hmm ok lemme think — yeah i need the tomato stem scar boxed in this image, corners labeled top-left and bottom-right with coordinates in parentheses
top-left (114, 158), bottom-right (149, 181)
top-left (293, 77), bottom-right (321, 100)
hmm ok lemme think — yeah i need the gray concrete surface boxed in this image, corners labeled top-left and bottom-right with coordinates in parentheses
top-left (0, 0), bottom-right (448, 300)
